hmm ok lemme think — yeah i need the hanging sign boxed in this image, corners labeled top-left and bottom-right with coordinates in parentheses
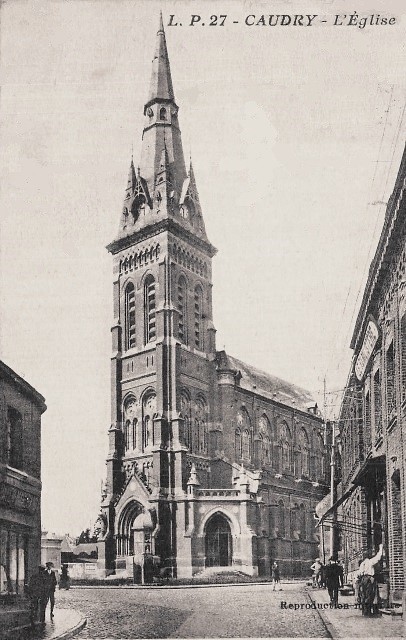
top-left (355, 319), bottom-right (379, 380)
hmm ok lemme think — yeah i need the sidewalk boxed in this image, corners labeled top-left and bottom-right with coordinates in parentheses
top-left (306, 587), bottom-right (405, 638)
top-left (1, 609), bottom-right (86, 640)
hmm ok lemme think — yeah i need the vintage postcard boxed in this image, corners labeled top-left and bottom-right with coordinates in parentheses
top-left (0, 0), bottom-right (405, 638)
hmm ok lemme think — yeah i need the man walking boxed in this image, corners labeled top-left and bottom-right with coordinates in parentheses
top-left (310, 558), bottom-right (322, 588)
top-left (43, 562), bottom-right (57, 619)
top-left (324, 556), bottom-right (343, 608)
top-left (271, 561), bottom-right (281, 591)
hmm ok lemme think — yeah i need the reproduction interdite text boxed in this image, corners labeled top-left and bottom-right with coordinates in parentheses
top-left (168, 13), bottom-right (397, 28)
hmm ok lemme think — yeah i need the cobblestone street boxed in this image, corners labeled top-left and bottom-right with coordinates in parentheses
top-left (55, 583), bottom-right (329, 638)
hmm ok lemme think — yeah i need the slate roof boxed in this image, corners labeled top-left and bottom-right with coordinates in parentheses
top-left (216, 351), bottom-right (318, 415)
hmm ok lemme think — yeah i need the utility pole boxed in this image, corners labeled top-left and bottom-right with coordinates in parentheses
top-left (330, 420), bottom-right (337, 558)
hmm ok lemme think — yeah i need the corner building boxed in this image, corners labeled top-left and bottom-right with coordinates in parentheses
top-left (100, 17), bottom-right (329, 579)
top-left (0, 361), bottom-right (46, 631)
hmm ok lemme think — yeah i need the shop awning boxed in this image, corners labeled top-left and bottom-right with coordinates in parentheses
top-left (317, 484), bottom-right (357, 525)
top-left (317, 455), bottom-right (386, 526)
top-left (352, 454), bottom-right (386, 487)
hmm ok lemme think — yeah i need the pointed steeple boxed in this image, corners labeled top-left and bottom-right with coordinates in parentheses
top-left (179, 158), bottom-right (208, 240)
top-left (139, 14), bottom-right (186, 203)
top-left (126, 158), bottom-right (136, 195)
top-left (109, 16), bottom-right (215, 255)
top-left (146, 12), bottom-right (175, 107)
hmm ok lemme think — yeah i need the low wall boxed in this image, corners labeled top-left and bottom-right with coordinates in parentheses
top-left (65, 562), bottom-right (105, 580)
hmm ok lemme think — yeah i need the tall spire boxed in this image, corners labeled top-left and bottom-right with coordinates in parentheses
top-left (110, 15), bottom-right (213, 249)
top-left (146, 12), bottom-right (175, 107)
top-left (139, 14), bottom-right (186, 203)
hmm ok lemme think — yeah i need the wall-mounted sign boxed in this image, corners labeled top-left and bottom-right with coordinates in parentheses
top-left (355, 319), bottom-right (379, 380)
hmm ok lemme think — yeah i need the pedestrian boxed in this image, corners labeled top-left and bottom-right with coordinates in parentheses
top-left (310, 558), bottom-right (322, 588)
top-left (43, 561), bottom-right (58, 619)
top-left (353, 559), bottom-right (363, 607)
top-left (319, 563), bottom-right (326, 588)
top-left (27, 566), bottom-right (45, 626)
top-left (59, 564), bottom-right (70, 590)
top-left (271, 561), bottom-right (281, 591)
top-left (324, 556), bottom-right (343, 608)
top-left (358, 543), bottom-right (383, 616)
top-left (337, 559), bottom-right (344, 590)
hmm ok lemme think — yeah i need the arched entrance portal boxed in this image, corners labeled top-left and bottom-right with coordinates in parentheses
top-left (116, 501), bottom-right (144, 557)
top-left (205, 513), bottom-right (232, 568)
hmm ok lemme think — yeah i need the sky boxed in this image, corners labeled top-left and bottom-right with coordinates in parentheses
top-left (0, 0), bottom-right (405, 536)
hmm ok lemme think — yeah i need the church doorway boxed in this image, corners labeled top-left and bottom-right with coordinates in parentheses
top-left (205, 513), bottom-right (232, 567)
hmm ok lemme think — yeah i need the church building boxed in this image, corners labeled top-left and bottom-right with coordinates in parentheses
top-left (99, 16), bottom-right (329, 579)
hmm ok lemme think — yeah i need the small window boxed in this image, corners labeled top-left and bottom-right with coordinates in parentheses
top-left (144, 276), bottom-right (156, 343)
top-left (159, 107), bottom-right (167, 121)
top-left (178, 277), bottom-right (187, 344)
top-left (194, 285), bottom-right (203, 350)
top-left (125, 283), bottom-right (136, 349)
top-left (7, 407), bottom-right (23, 470)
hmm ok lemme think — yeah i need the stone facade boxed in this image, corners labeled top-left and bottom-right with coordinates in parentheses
top-left (0, 360), bottom-right (46, 630)
top-left (335, 144), bottom-right (406, 600)
top-left (99, 17), bottom-right (329, 580)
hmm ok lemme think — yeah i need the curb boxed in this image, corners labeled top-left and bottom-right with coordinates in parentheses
top-left (0, 615), bottom-right (86, 640)
top-left (52, 614), bottom-right (87, 640)
top-left (70, 579), bottom-right (307, 591)
top-left (305, 590), bottom-right (334, 639)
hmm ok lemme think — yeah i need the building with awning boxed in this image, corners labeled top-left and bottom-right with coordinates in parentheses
top-left (335, 143), bottom-right (406, 603)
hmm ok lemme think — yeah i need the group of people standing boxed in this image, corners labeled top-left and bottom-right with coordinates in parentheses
top-left (27, 562), bottom-right (67, 625)
top-left (311, 557), bottom-right (344, 607)
top-left (311, 543), bottom-right (384, 616)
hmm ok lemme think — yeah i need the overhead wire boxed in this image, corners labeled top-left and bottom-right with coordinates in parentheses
top-left (323, 90), bottom-right (406, 422)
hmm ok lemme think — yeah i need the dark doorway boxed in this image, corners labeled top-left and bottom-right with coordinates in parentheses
top-left (205, 514), bottom-right (232, 567)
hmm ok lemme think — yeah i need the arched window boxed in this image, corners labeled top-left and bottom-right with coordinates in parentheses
top-left (255, 433), bottom-right (264, 466)
top-left (124, 420), bottom-right (130, 450)
top-left (125, 282), bottom-right (136, 349)
top-left (280, 422), bottom-right (291, 471)
top-left (132, 419), bottom-right (137, 450)
top-left (235, 429), bottom-right (242, 459)
top-left (178, 276), bottom-right (188, 344)
top-left (264, 435), bottom-right (271, 465)
top-left (144, 275), bottom-right (156, 343)
top-left (258, 415), bottom-right (271, 466)
top-left (194, 285), bottom-right (203, 350)
top-left (159, 107), bottom-right (167, 120)
top-left (195, 397), bottom-right (208, 454)
top-left (143, 416), bottom-right (150, 449)
top-left (242, 430), bottom-right (251, 460)
top-left (300, 429), bottom-right (310, 477)
top-left (180, 391), bottom-right (191, 449)
top-left (123, 397), bottom-right (137, 450)
top-left (142, 393), bottom-right (156, 450)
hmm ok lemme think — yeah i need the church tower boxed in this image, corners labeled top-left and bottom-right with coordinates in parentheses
top-left (102, 15), bottom-right (217, 577)
top-left (99, 14), bottom-right (328, 582)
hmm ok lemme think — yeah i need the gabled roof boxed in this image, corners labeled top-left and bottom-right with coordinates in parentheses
top-left (216, 351), bottom-right (318, 415)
